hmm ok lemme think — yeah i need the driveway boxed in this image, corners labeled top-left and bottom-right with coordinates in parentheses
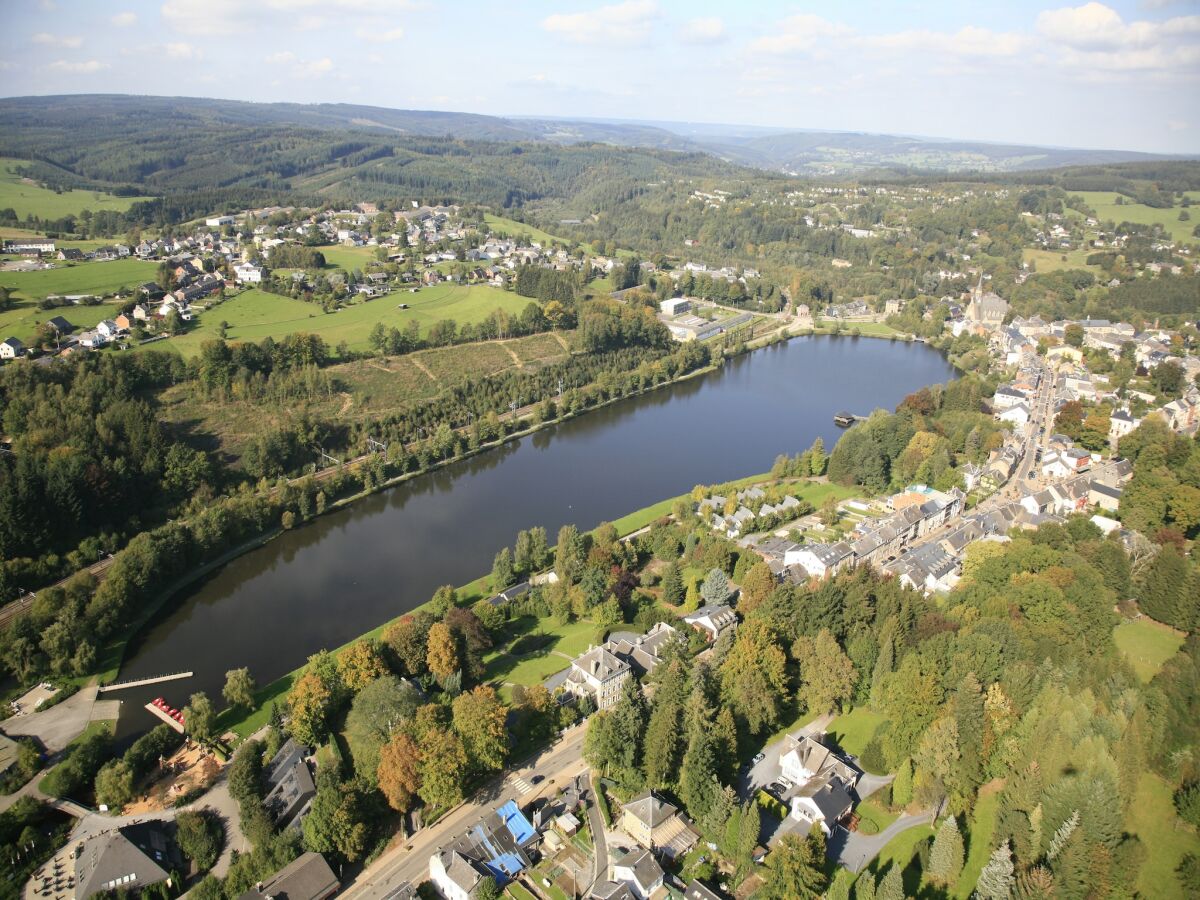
top-left (737, 713), bottom-right (834, 799)
top-left (826, 812), bottom-right (932, 873)
top-left (584, 772), bottom-right (609, 891)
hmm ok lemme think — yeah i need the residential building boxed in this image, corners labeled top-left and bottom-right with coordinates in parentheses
top-left (784, 541), bottom-right (855, 580)
top-left (682, 603), bottom-right (738, 643)
top-left (1, 337), bottom-right (25, 359)
top-left (236, 853), bottom-right (339, 900)
top-left (777, 734), bottom-right (860, 835)
top-left (263, 739), bottom-right (316, 831)
top-left (428, 800), bottom-right (539, 899)
top-left (71, 822), bottom-right (178, 900)
top-left (620, 791), bottom-right (697, 859)
top-left (561, 646), bottom-right (630, 710)
top-left (612, 848), bottom-right (665, 900)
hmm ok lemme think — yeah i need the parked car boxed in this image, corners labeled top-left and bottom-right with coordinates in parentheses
top-left (752, 752), bottom-right (765, 764)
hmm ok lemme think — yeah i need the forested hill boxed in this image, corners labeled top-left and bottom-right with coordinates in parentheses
top-left (0, 94), bottom-right (1185, 181)
top-left (0, 96), bottom-right (744, 214)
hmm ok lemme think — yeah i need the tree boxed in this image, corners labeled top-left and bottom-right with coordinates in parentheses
top-left (474, 877), bottom-right (501, 900)
top-left (426, 622), bottom-right (460, 682)
top-left (452, 686), bottom-right (509, 774)
top-left (892, 758), bottom-right (913, 808)
top-left (337, 640), bottom-right (387, 692)
top-left (976, 840), bottom-right (1015, 899)
top-left (555, 524), bottom-right (585, 584)
top-left (175, 810), bottom-right (223, 871)
top-left (738, 561), bottom-right (776, 615)
top-left (877, 865), bottom-right (904, 900)
top-left (94, 760), bottom-right (135, 810)
top-left (288, 671), bottom-right (334, 746)
top-left (1175, 781), bottom-right (1200, 828)
top-left (222, 667), bottom-right (256, 711)
top-left (792, 629), bottom-right (856, 714)
top-left (1064, 323), bottom-right (1084, 347)
top-left (345, 676), bottom-right (421, 782)
top-left (1139, 545), bottom-right (1191, 629)
top-left (491, 547), bottom-right (516, 589)
top-left (303, 769), bottom-right (375, 863)
top-left (377, 732), bottom-right (422, 813)
top-left (184, 692), bottom-right (216, 743)
top-left (661, 562), bottom-right (684, 607)
top-left (928, 815), bottom-right (965, 886)
top-left (418, 728), bottom-right (469, 809)
top-left (809, 436), bottom-right (827, 476)
top-left (720, 622), bottom-right (789, 735)
top-left (760, 831), bottom-right (828, 899)
top-left (384, 613), bottom-right (432, 677)
top-left (700, 568), bottom-right (730, 606)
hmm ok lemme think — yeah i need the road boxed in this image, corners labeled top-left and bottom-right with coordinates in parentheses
top-left (339, 723), bottom-right (591, 900)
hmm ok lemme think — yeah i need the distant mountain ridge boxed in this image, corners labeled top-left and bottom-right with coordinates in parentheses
top-left (0, 93), bottom-right (1188, 176)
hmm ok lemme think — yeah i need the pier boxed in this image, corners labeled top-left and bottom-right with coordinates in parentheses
top-left (99, 671), bottom-right (194, 693)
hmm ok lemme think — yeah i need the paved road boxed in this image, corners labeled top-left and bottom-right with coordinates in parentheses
top-left (827, 812), bottom-right (933, 873)
top-left (585, 771), bottom-right (609, 892)
top-left (339, 723), bottom-right (591, 900)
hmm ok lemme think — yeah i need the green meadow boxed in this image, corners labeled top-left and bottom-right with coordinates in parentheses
top-left (1073, 190), bottom-right (1200, 243)
top-left (0, 158), bottom-right (145, 219)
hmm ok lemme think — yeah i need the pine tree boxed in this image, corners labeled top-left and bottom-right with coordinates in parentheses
top-left (877, 864), bottom-right (904, 900)
top-left (1046, 810), bottom-right (1079, 861)
top-left (853, 871), bottom-right (877, 900)
top-left (701, 568), bottom-right (730, 606)
top-left (1014, 865), bottom-right (1055, 899)
top-left (809, 436), bottom-right (827, 476)
top-left (927, 815), bottom-right (965, 886)
top-left (661, 562), bottom-right (684, 606)
top-left (976, 840), bottom-right (1015, 899)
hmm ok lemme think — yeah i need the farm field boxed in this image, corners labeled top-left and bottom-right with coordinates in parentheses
top-left (1073, 190), bottom-right (1199, 243)
top-left (0, 257), bottom-right (156, 301)
top-left (484, 214), bottom-right (570, 247)
top-left (1114, 617), bottom-right (1185, 683)
top-left (320, 244), bottom-right (381, 272)
top-left (159, 282), bottom-right (534, 357)
top-left (0, 158), bottom-right (146, 219)
top-left (156, 330), bottom-right (573, 460)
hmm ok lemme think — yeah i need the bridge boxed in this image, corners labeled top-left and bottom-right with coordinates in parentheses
top-left (98, 671), bottom-right (193, 693)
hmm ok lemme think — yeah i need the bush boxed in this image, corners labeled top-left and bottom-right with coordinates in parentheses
top-left (1175, 781), bottom-right (1200, 828)
top-left (40, 730), bottom-right (112, 800)
top-left (860, 737), bottom-right (888, 776)
top-left (0, 738), bottom-right (42, 794)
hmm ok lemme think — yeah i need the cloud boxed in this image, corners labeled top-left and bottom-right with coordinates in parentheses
top-left (749, 14), bottom-right (851, 55)
top-left (48, 59), bottom-right (108, 74)
top-left (307, 57), bottom-right (334, 75)
top-left (679, 16), bottom-right (726, 45)
top-left (32, 32), bottom-right (83, 48)
top-left (266, 51), bottom-right (298, 64)
top-left (859, 25), bottom-right (1026, 58)
top-left (165, 42), bottom-right (202, 60)
top-left (1036, 3), bottom-right (1200, 74)
top-left (161, 0), bottom-right (243, 35)
top-left (111, 12), bottom-right (137, 27)
top-left (542, 0), bottom-right (659, 45)
top-left (266, 50), bottom-right (335, 78)
top-left (356, 26), bottom-right (404, 43)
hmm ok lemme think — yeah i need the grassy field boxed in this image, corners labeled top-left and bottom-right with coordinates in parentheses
top-left (1, 257), bottom-right (156, 301)
top-left (1023, 247), bottom-right (1100, 273)
top-left (0, 296), bottom-right (127, 344)
top-left (483, 214), bottom-right (570, 247)
top-left (320, 244), bottom-right (381, 272)
top-left (160, 282), bottom-right (533, 357)
top-left (827, 707), bottom-right (887, 762)
top-left (954, 785), bottom-right (1000, 898)
top-left (0, 158), bottom-right (145, 219)
top-left (483, 617), bottom-right (600, 694)
top-left (1114, 617), bottom-right (1185, 683)
top-left (0, 226), bottom-right (113, 252)
top-left (1072, 190), bottom-right (1199, 243)
top-left (1128, 773), bottom-right (1200, 899)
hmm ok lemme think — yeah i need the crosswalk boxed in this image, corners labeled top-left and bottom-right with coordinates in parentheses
top-left (508, 774), bottom-right (533, 796)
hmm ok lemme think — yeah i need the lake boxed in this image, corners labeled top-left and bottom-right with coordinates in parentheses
top-left (112, 335), bottom-right (955, 736)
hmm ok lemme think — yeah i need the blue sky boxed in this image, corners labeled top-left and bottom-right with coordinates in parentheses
top-left (3, 0), bottom-right (1198, 153)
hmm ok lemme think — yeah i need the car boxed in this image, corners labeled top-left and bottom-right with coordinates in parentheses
top-left (752, 752), bottom-right (765, 764)
top-left (530, 774), bottom-right (544, 785)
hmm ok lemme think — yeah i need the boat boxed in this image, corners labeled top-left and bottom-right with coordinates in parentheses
top-left (834, 412), bottom-right (856, 427)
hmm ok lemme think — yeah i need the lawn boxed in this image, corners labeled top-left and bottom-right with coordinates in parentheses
top-left (320, 244), bottom-right (382, 272)
top-left (1127, 772), bottom-right (1200, 900)
top-left (483, 617), bottom-right (600, 688)
top-left (1022, 247), bottom-right (1100, 273)
top-left (1, 257), bottom-right (156, 300)
top-left (0, 158), bottom-right (146, 219)
top-left (954, 785), bottom-right (1000, 898)
top-left (0, 296), bottom-right (127, 344)
top-left (827, 707), bottom-right (887, 763)
top-left (856, 798), bottom-right (899, 835)
top-left (484, 214), bottom-right (570, 248)
top-left (1072, 190), bottom-right (1198, 243)
top-left (867, 820), bottom-right (935, 895)
top-left (1114, 617), bottom-right (1185, 683)
top-left (162, 282), bottom-right (533, 357)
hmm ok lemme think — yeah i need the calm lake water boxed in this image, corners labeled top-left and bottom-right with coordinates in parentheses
top-left (112, 335), bottom-right (954, 736)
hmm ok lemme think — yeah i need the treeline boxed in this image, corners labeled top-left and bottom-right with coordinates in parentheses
top-left (826, 375), bottom-right (1001, 493)
top-left (266, 245), bottom-right (326, 269)
top-left (515, 263), bottom-right (583, 303)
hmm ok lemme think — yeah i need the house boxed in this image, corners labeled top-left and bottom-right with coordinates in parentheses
top-left (602, 622), bottom-right (680, 677)
top-left (777, 733), bottom-right (860, 835)
top-left (71, 821), bottom-right (179, 900)
top-left (991, 386), bottom-right (1028, 411)
top-left (2, 237), bottom-right (55, 255)
top-left (682, 603), bottom-right (738, 642)
top-left (57, 248), bottom-right (84, 261)
top-left (683, 882), bottom-right (723, 900)
top-left (611, 848), bottom-right (665, 900)
top-left (883, 543), bottom-right (959, 594)
top-left (263, 739), bottom-right (316, 831)
top-left (234, 261), bottom-right (265, 284)
top-left (997, 403), bottom-right (1031, 428)
top-left (2, 337), bottom-right (26, 359)
top-left (620, 791), bottom-right (697, 858)
top-left (428, 800), bottom-right (539, 899)
top-left (591, 884), bottom-right (637, 900)
top-left (784, 541), bottom-right (855, 580)
top-left (1088, 481), bottom-right (1123, 512)
top-left (114, 314), bottom-right (133, 332)
top-left (236, 853), bottom-right (339, 900)
top-left (561, 646), bottom-right (630, 710)
top-left (206, 215), bottom-right (237, 227)
top-left (46, 315), bottom-right (74, 334)
top-left (1109, 409), bottom-right (1140, 444)
top-left (97, 319), bottom-right (122, 338)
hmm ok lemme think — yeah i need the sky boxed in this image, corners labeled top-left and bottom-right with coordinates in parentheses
top-left (2, 0), bottom-right (1199, 154)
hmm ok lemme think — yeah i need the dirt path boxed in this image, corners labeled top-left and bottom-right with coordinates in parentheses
top-left (500, 342), bottom-right (524, 367)
top-left (409, 357), bottom-right (438, 382)
top-left (550, 331), bottom-right (571, 351)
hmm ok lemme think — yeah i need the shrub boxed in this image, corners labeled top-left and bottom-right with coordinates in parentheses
top-left (175, 810), bottom-right (224, 872)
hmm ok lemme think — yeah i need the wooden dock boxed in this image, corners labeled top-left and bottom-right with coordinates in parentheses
top-left (100, 671), bottom-right (193, 693)
top-left (144, 702), bottom-right (185, 733)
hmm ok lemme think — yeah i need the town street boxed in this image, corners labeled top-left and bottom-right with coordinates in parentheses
top-left (339, 723), bottom-right (590, 900)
